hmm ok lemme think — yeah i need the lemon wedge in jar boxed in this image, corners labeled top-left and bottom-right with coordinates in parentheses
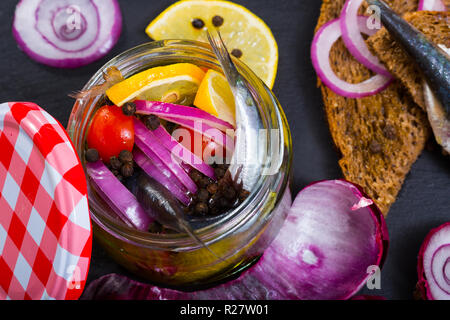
top-left (106, 63), bottom-right (205, 106)
top-left (145, 0), bottom-right (278, 89)
top-left (194, 69), bottom-right (236, 126)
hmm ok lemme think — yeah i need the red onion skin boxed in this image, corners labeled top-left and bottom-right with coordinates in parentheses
top-left (13, 0), bottom-right (122, 68)
top-left (82, 180), bottom-right (388, 300)
top-left (416, 222), bottom-right (450, 300)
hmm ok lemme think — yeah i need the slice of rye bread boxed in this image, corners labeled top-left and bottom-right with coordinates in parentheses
top-left (367, 11), bottom-right (450, 111)
top-left (315, 0), bottom-right (430, 215)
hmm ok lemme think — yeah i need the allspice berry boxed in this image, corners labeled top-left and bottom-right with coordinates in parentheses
top-left (194, 202), bottom-right (209, 215)
top-left (121, 162), bottom-right (134, 178)
top-left (122, 102), bottom-right (136, 116)
top-left (191, 18), bottom-right (205, 29)
top-left (231, 48), bottom-right (243, 58)
top-left (85, 148), bottom-right (99, 163)
top-left (144, 115), bottom-right (160, 131)
top-left (119, 150), bottom-right (133, 163)
top-left (109, 156), bottom-right (122, 170)
top-left (212, 15), bottom-right (224, 27)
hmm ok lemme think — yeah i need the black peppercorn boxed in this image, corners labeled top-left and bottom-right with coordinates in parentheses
top-left (194, 202), bottom-right (209, 215)
top-left (189, 170), bottom-right (203, 183)
top-left (121, 162), bottom-right (134, 178)
top-left (122, 102), bottom-right (136, 116)
top-left (207, 183), bottom-right (218, 194)
top-left (144, 115), bottom-right (160, 131)
top-left (197, 188), bottom-right (210, 202)
top-left (191, 18), bottom-right (205, 29)
top-left (231, 48), bottom-right (243, 58)
top-left (119, 150), bottom-right (133, 163)
top-left (212, 15), bottom-right (224, 27)
top-left (85, 148), bottom-right (99, 163)
top-left (109, 156), bottom-right (122, 170)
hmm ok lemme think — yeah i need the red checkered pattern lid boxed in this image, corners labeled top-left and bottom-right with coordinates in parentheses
top-left (0, 102), bottom-right (92, 300)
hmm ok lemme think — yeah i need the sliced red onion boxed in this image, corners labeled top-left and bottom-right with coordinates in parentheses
top-left (13, 0), bottom-right (122, 68)
top-left (86, 160), bottom-right (153, 231)
top-left (311, 18), bottom-right (392, 98)
top-left (418, 0), bottom-right (447, 11)
top-left (341, 0), bottom-right (392, 77)
top-left (82, 180), bottom-right (388, 300)
top-left (416, 223), bottom-right (450, 300)
top-left (152, 125), bottom-right (216, 180)
top-left (134, 119), bottom-right (198, 194)
top-left (134, 100), bottom-right (234, 132)
top-left (133, 149), bottom-right (191, 206)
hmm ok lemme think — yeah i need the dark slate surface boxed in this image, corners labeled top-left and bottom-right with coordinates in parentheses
top-left (1, 0), bottom-right (448, 300)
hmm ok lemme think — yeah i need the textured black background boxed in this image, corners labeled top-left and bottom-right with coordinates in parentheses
top-left (1, 0), bottom-right (449, 300)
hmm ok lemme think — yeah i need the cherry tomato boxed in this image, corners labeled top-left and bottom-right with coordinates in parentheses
top-left (87, 105), bottom-right (134, 162)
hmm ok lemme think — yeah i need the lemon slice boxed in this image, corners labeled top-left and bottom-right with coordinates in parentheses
top-left (145, 0), bottom-right (278, 89)
top-left (106, 63), bottom-right (205, 106)
top-left (194, 69), bottom-right (236, 126)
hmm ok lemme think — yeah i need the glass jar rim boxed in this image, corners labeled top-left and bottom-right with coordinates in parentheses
top-left (69, 40), bottom-right (292, 255)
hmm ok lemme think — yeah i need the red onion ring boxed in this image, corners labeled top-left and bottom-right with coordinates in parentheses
top-left (311, 17), bottom-right (392, 98)
top-left (417, 223), bottom-right (450, 300)
top-left (340, 0), bottom-right (392, 77)
top-left (418, 0), bottom-right (447, 11)
top-left (13, 0), bottom-right (122, 68)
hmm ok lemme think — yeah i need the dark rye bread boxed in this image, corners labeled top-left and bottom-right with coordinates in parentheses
top-left (315, 0), bottom-right (430, 215)
top-left (367, 11), bottom-right (450, 111)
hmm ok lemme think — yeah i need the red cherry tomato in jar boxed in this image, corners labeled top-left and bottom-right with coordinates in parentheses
top-left (87, 105), bottom-right (134, 162)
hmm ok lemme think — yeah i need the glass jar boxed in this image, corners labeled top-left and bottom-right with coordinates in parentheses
top-left (67, 40), bottom-right (292, 289)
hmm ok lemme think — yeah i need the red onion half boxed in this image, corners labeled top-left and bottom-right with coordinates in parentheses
top-left (13, 0), bottom-right (122, 68)
top-left (416, 223), bottom-right (450, 300)
top-left (311, 17), bottom-right (392, 98)
top-left (82, 180), bottom-right (389, 300)
top-left (418, 0), bottom-right (447, 11)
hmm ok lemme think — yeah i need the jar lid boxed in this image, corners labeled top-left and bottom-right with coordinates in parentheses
top-left (0, 102), bottom-right (91, 300)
